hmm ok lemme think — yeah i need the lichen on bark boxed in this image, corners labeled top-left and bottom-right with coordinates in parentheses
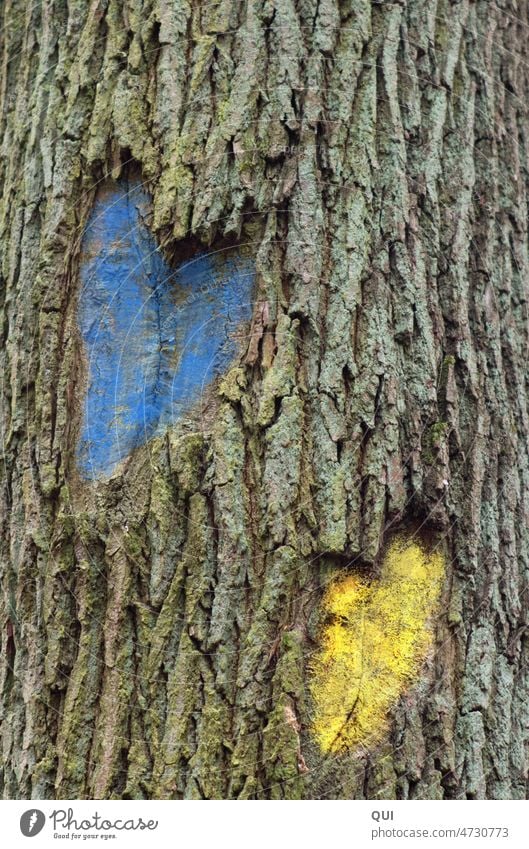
top-left (1, 0), bottom-right (529, 800)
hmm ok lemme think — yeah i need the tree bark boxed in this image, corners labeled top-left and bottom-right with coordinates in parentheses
top-left (1, 0), bottom-right (529, 800)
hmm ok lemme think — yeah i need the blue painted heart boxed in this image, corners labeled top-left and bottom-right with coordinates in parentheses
top-left (77, 178), bottom-right (255, 479)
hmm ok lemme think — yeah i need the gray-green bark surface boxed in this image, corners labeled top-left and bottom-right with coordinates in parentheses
top-left (1, 0), bottom-right (529, 799)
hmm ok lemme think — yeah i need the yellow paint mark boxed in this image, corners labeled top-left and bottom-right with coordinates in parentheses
top-left (310, 536), bottom-right (445, 753)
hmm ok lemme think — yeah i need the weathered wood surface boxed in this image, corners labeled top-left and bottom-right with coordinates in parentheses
top-left (1, 0), bottom-right (529, 799)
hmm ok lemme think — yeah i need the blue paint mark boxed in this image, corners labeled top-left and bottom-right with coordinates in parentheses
top-left (77, 178), bottom-right (255, 479)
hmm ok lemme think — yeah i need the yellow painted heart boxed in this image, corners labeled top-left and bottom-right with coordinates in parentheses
top-left (310, 536), bottom-right (445, 753)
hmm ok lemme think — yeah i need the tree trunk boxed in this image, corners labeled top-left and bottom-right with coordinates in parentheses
top-left (1, 0), bottom-right (529, 800)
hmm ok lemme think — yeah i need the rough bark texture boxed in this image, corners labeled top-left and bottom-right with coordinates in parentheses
top-left (1, 0), bottom-right (529, 800)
